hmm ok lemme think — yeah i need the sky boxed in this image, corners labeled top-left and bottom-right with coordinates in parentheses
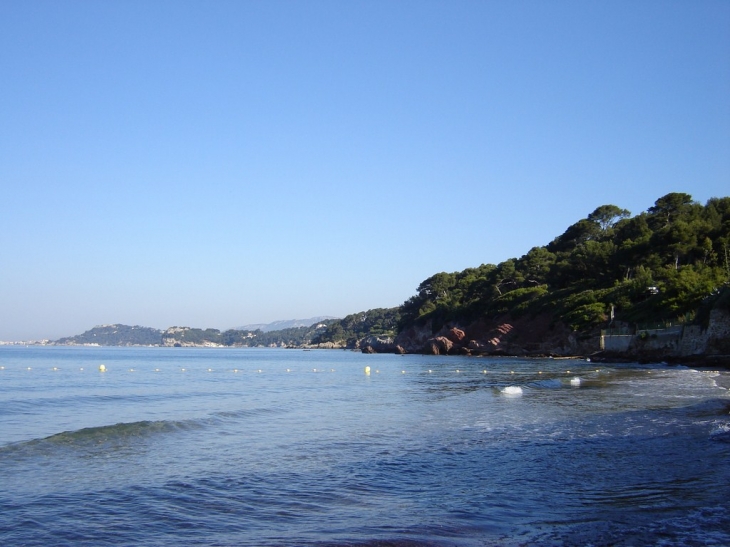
top-left (1, 1), bottom-right (729, 341)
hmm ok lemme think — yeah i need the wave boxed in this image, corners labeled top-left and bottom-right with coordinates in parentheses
top-left (0, 419), bottom-right (202, 457)
top-left (1, 404), bottom-right (288, 457)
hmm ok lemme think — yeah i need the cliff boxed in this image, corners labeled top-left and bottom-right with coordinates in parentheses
top-left (376, 304), bottom-right (729, 365)
top-left (393, 313), bottom-right (598, 357)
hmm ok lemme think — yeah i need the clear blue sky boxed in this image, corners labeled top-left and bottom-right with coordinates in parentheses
top-left (1, 1), bottom-right (728, 341)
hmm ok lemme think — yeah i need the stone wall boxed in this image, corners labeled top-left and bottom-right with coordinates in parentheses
top-left (601, 335), bottom-right (632, 352)
top-left (600, 308), bottom-right (730, 357)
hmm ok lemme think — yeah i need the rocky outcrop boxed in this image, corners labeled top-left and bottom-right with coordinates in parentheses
top-left (356, 307), bottom-right (729, 363)
top-left (389, 313), bottom-right (598, 357)
top-left (359, 335), bottom-right (396, 354)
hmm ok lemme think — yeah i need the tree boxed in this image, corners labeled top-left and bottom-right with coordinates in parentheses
top-left (648, 192), bottom-right (694, 227)
top-left (517, 246), bottom-right (556, 285)
top-left (587, 204), bottom-right (631, 232)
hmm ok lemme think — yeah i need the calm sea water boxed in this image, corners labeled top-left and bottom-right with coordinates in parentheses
top-left (1, 346), bottom-right (729, 546)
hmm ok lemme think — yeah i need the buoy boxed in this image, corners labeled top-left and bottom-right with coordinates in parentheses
top-left (570, 377), bottom-right (581, 387)
top-left (456, 369), bottom-right (460, 373)
top-left (286, 368), bottom-right (291, 373)
top-left (99, 364), bottom-right (106, 372)
top-left (364, 366), bottom-right (371, 375)
top-left (208, 368), bottom-right (213, 372)
top-left (181, 368), bottom-right (186, 372)
top-left (79, 367), bottom-right (83, 371)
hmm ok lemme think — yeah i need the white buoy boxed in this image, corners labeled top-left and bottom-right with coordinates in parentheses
top-left (99, 364), bottom-right (106, 372)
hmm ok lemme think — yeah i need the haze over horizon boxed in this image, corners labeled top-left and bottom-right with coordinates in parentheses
top-left (2, 1), bottom-right (729, 341)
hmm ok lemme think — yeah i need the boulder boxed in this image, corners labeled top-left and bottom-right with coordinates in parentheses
top-left (446, 327), bottom-right (466, 343)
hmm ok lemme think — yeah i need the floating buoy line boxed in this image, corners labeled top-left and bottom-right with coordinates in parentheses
top-left (0, 365), bottom-right (602, 378)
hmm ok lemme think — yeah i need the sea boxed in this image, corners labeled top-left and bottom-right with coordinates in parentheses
top-left (1, 346), bottom-right (729, 547)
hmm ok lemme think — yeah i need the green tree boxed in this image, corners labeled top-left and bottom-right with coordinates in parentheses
top-left (587, 204), bottom-right (631, 232)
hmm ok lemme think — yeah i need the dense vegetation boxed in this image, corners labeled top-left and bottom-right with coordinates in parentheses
top-left (312, 308), bottom-right (401, 346)
top-left (315, 192), bottom-right (729, 346)
top-left (395, 193), bottom-right (729, 334)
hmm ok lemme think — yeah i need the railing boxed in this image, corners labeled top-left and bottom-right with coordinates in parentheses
top-left (601, 320), bottom-right (686, 337)
top-left (601, 327), bottom-right (633, 336)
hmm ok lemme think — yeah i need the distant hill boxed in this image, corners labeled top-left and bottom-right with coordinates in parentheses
top-left (233, 317), bottom-right (338, 332)
top-left (56, 324), bottom-right (163, 346)
top-left (54, 320), bottom-right (338, 348)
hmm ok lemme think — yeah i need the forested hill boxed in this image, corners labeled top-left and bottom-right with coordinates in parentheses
top-left (55, 321), bottom-right (335, 347)
top-left (314, 192), bottom-right (730, 355)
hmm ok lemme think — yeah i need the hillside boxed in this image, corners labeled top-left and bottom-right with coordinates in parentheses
top-left (316, 193), bottom-right (730, 358)
top-left (56, 321), bottom-right (334, 348)
top-left (56, 325), bottom-right (163, 346)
